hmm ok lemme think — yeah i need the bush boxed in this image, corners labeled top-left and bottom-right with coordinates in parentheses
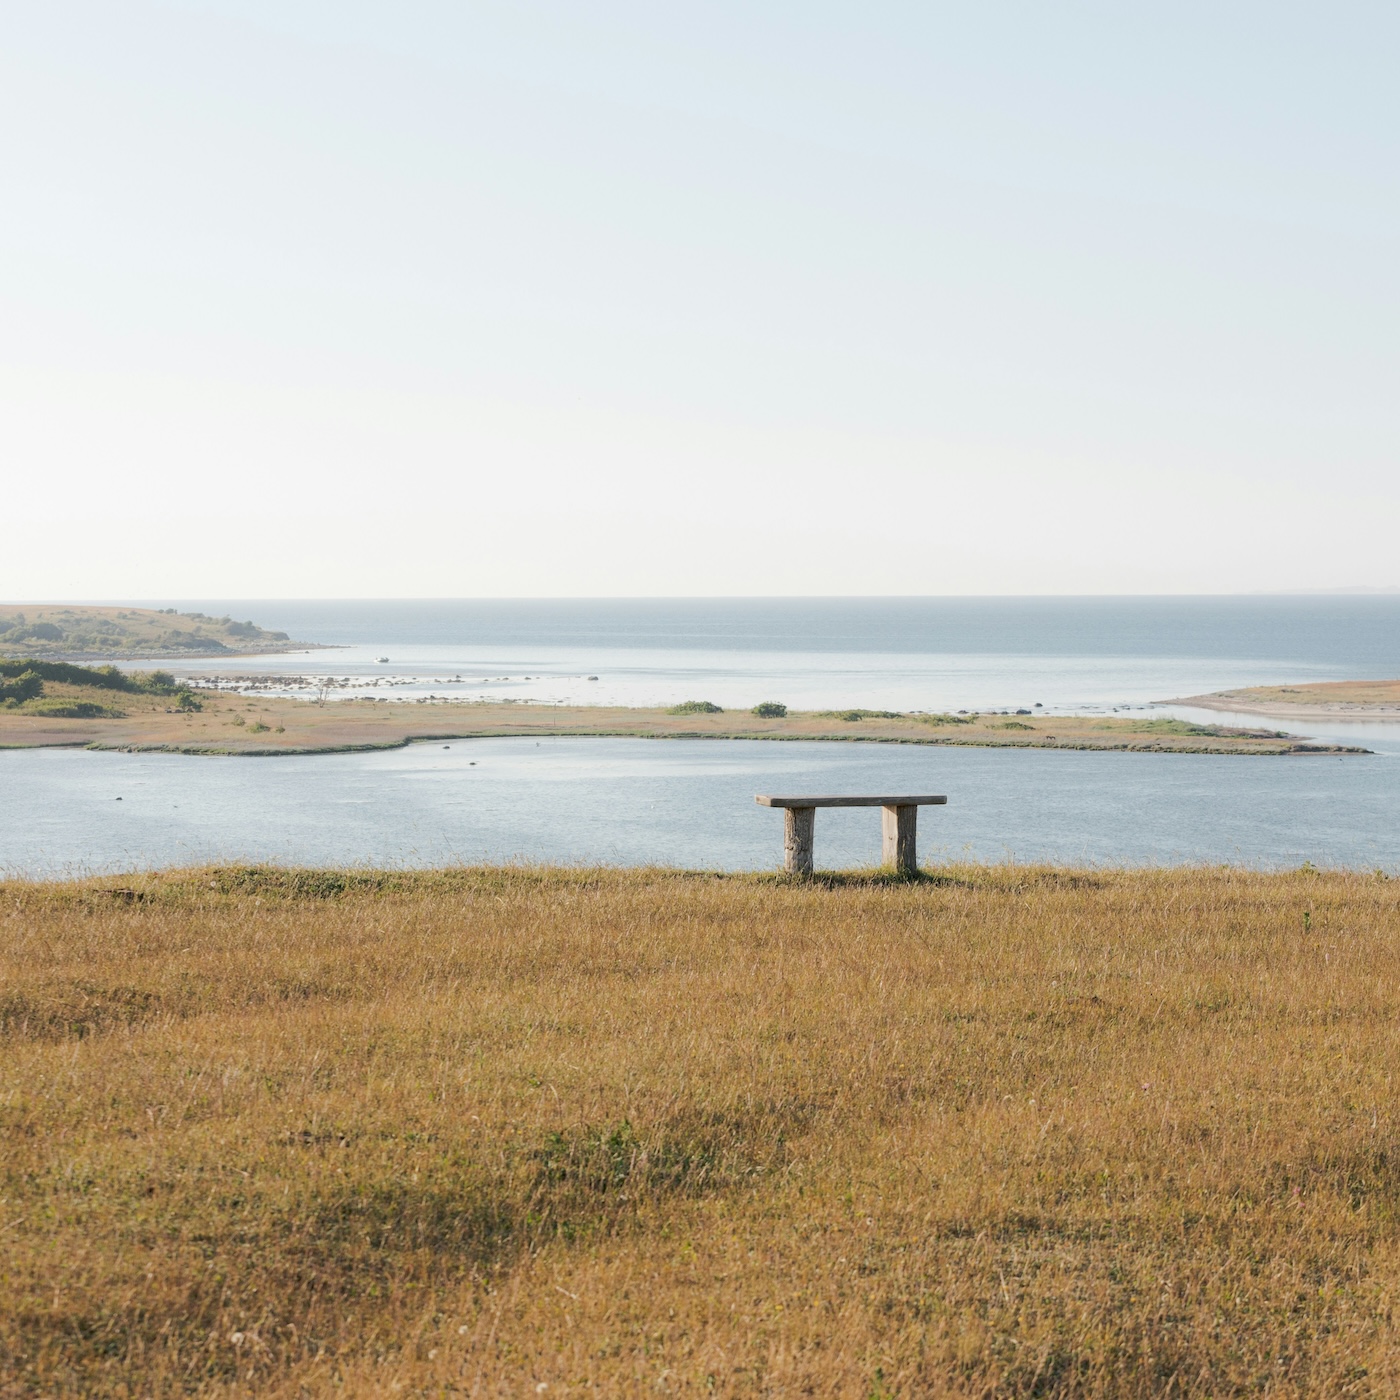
top-left (23, 700), bottom-right (123, 719)
top-left (0, 659), bottom-right (128, 691)
top-left (751, 702), bottom-right (787, 718)
top-left (0, 659), bottom-right (181, 693)
top-left (173, 690), bottom-right (202, 712)
top-left (131, 670), bottom-right (178, 693)
top-left (0, 670), bottom-right (44, 703)
top-left (667, 700), bottom-right (723, 715)
top-left (0, 620), bottom-right (63, 642)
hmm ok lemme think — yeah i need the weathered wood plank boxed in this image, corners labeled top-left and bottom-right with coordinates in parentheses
top-left (755, 795), bottom-right (947, 809)
top-left (881, 804), bottom-right (918, 874)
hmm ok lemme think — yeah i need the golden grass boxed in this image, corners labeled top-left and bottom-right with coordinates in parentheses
top-left (3, 864), bottom-right (1400, 1396)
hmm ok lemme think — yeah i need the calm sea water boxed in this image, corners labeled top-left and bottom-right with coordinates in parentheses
top-left (151, 595), bottom-right (1400, 712)
top-left (4, 737), bottom-right (1397, 880)
top-left (4, 597), bottom-right (1396, 877)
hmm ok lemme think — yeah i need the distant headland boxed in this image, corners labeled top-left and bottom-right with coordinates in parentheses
top-left (0, 605), bottom-right (318, 660)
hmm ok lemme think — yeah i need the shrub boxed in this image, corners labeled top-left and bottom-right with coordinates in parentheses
top-left (0, 659), bottom-right (183, 694)
top-left (0, 670), bottom-right (44, 703)
top-left (667, 700), bottom-right (723, 715)
top-left (0, 659), bottom-right (130, 691)
top-left (130, 670), bottom-right (178, 693)
top-left (173, 690), bottom-right (202, 712)
top-left (0, 620), bottom-right (63, 642)
top-left (751, 702), bottom-right (787, 718)
top-left (23, 700), bottom-right (123, 719)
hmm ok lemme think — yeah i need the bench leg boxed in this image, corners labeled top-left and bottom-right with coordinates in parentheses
top-left (784, 806), bottom-right (815, 876)
top-left (882, 804), bottom-right (917, 875)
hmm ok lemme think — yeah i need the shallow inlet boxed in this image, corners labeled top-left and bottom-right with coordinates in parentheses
top-left (2, 735), bottom-right (1397, 878)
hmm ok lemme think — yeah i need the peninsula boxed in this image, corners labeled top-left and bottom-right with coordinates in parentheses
top-left (1178, 677), bottom-right (1400, 721)
top-left (0, 604), bottom-right (314, 659)
top-left (0, 663), bottom-right (1366, 754)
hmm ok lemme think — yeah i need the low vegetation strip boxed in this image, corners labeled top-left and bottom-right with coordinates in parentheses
top-left (2, 864), bottom-right (1399, 1396)
top-left (0, 668), bottom-right (1368, 754)
top-left (0, 659), bottom-right (202, 722)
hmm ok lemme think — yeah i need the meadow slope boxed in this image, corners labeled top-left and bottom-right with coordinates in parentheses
top-left (3, 865), bottom-right (1400, 1396)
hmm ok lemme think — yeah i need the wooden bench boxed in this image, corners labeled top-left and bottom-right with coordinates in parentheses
top-left (755, 794), bottom-right (948, 876)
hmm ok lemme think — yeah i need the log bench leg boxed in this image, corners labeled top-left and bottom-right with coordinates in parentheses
top-left (882, 803), bottom-right (917, 875)
top-left (784, 806), bottom-right (815, 876)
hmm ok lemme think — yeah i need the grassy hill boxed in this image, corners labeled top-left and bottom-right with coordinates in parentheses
top-left (3, 864), bottom-right (1398, 1395)
top-left (0, 604), bottom-right (310, 659)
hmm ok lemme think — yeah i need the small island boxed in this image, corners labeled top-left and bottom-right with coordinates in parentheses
top-left (0, 604), bottom-right (315, 659)
top-left (0, 662), bottom-right (1368, 755)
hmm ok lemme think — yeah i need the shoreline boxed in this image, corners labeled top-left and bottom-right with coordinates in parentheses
top-left (65, 727), bottom-right (1371, 758)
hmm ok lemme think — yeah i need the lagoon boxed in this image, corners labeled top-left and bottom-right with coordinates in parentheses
top-left (5, 735), bottom-right (1398, 879)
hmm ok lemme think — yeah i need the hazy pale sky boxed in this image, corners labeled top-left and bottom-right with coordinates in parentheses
top-left (3, 2), bottom-right (1398, 598)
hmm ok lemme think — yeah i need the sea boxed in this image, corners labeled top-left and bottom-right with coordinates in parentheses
top-left (4, 597), bottom-right (1399, 878)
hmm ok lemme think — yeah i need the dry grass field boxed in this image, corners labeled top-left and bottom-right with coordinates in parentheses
top-left (4, 865), bottom-right (1400, 1397)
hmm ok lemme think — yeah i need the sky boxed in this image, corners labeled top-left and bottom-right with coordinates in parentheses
top-left (2, 2), bottom-right (1398, 599)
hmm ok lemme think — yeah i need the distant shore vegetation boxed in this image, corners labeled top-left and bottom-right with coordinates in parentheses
top-left (0, 658), bottom-right (201, 716)
top-left (0, 604), bottom-right (301, 659)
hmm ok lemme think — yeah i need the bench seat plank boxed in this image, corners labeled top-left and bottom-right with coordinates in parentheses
top-left (755, 795), bottom-right (947, 809)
